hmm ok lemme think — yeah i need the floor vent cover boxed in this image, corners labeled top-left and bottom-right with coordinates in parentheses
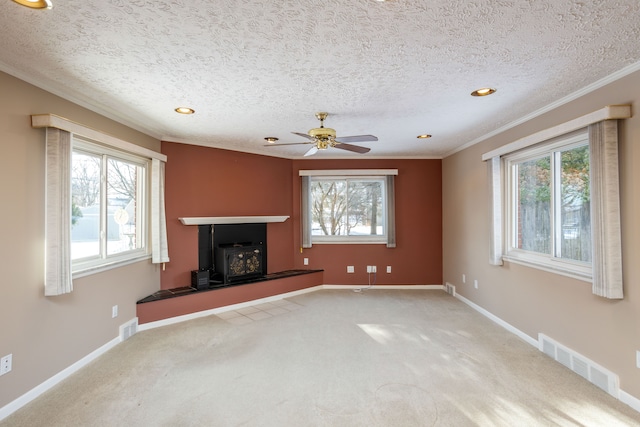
top-left (538, 333), bottom-right (618, 397)
top-left (119, 318), bottom-right (139, 342)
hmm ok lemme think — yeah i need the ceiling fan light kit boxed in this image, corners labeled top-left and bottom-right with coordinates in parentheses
top-left (265, 112), bottom-right (377, 156)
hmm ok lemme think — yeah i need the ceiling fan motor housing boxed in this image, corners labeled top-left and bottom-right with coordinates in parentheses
top-left (308, 127), bottom-right (337, 138)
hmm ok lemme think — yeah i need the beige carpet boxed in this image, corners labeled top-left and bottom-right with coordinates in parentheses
top-left (3, 289), bottom-right (640, 426)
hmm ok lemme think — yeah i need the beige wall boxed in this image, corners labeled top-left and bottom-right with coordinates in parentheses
top-left (0, 71), bottom-right (162, 409)
top-left (443, 69), bottom-right (640, 400)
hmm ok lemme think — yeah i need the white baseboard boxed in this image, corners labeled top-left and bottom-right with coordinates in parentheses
top-left (620, 390), bottom-right (640, 413)
top-left (322, 284), bottom-right (444, 290)
top-left (0, 336), bottom-right (120, 422)
top-left (454, 293), bottom-right (538, 347)
top-left (454, 291), bottom-right (640, 415)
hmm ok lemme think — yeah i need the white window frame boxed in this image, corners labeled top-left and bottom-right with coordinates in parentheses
top-left (71, 137), bottom-right (150, 275)
top-left (300, 169), bottom-right (397, 247)
top-left (503, 131), bottom-right (592, 280)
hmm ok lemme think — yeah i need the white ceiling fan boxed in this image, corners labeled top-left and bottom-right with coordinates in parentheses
top-left (265, 112), bottom-right (378, 156)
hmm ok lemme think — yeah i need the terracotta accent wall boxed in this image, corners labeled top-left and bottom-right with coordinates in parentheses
top-left (161, 143), bottom-right (295, 289)
top-left (161, 145), bottom-right (443, 288)
top-left (292, 159), bottom-right (442, 286)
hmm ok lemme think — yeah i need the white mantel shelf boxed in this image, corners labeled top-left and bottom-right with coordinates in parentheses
top-left (179, 216), bottom-right (290, 226)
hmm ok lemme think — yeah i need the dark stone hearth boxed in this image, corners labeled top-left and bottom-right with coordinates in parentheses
top-left (137, 269), bottom-right (322, 304)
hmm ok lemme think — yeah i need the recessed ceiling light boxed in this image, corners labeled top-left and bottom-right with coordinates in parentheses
top-left (264, 137), bottom-right (279, 143)
top-left (417, 134), bottom-right (432, 139)
top-left (175, 107), bottom-right (195, 115)
top-left (471, 87), bottom-right (496, 97)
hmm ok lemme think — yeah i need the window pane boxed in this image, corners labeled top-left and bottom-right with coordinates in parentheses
top-left (516, 156), bottom-right (551, 254)
top-left (560, 145), bottom-right (591, 262)
top-left (347, 180), bottom-right (384, 236)
top-left (71, 151), bottom-right (101, 260)
top-left (311, 180), bottom-right (347, 235)
top-left (107, 158), bottom-right (140, 255)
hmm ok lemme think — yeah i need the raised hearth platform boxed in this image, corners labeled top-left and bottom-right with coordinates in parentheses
top-left (136, 269), bottom-right (323, 324)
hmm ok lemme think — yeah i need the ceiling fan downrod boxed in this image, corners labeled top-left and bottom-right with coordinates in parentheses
top-left (315, 112), bottom-right (328, 128)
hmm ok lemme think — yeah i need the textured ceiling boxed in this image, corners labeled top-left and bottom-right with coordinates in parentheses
top-left (2, 0), bottom-right (640, 159)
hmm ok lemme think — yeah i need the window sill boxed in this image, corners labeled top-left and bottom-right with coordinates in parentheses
top-left (72, 254), bottom-right (152, 279)
top-left (502, 255), bottom-right (592, 283)
top-left (311, 240), bottom-right (388, 245)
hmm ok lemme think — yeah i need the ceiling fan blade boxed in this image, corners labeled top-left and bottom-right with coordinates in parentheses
top-left (304, 146), bottom-right (319, 157)
top-left (292, 132), bottom-right (315, 141)
top-left (334, 134), bottom-right (378, 143)
top-left (334, 143), bottom-right (371, 154)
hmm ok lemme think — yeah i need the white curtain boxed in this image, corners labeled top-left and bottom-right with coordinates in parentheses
top-left (45, 128), bottom-right (73, 296)
top-left (151, 159), bottom-right (170, 263)
top-left (589, 120), bottom-right (623, 299)
top-left (488, 156), bottom-right (503, 266)
top-left (385, 175), bottom-right (396, 248)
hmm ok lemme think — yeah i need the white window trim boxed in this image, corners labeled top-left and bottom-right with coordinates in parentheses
top-left (33, 114), bottom-right (167, 161)
top-left (299, 169), bottom-right (398, 176)
top-left (481, 105), bottom-right (630, 161)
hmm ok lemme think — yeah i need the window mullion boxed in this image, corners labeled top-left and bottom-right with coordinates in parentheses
top-left (100, 155), bottom-right (108, 259)
top-left (345, 179), bottom-right (351, 236)
top-left (510, 162), bottom-right (519, 251)
top-left (552, 151), bottom-right (562, 258)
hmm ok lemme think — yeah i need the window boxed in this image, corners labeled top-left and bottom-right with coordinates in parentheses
top-left (300, 169), bottom-right (397, 246)
top-left (71, 139), bottom-right (148, 272)
top-left (483, 106), bottom-right (627, 298)
top-left (505, 132), bottom-right (591, 277)
top-left (311, 177), bottom-right (385, 242)
top-left (39, 114), bottom-right (168, 295)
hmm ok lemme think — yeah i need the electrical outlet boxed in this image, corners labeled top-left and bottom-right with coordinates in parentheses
top-left (347, 266), bottom-right (354, 273)
top-left (366, 265), bottom-right (373, 273)
top-left (112, 305), bottom-right (118, 318)
top-left (0, 354), bottom-right (12, 376)
top-left (462, 274), bottom-right (466, 283)
top-left (303, 258), bottom-right (309, 265)
top-left (386, 266), bottom-right (392, 273)
top-left (371, 266), bottom-right (377, 273)
top-left (474, 280), bottom-right (478, 289)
